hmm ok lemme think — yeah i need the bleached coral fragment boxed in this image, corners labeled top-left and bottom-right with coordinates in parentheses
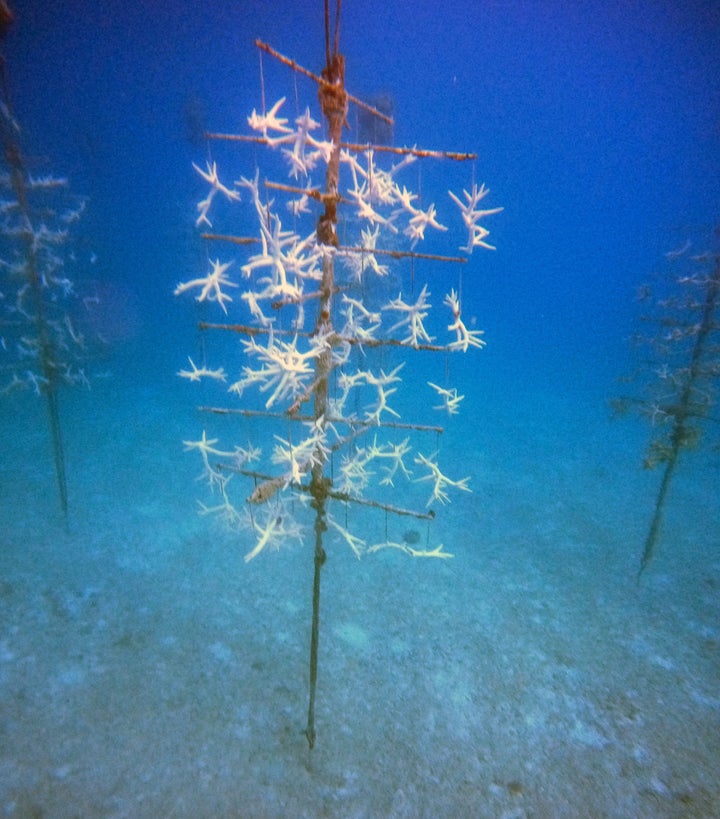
top-left (287, 190), bottom-right (312, 216)
top-left (228, 331), bottom-right (324, 409)
top-left (339, 294), bottom-right (381, 346)
top-left (403, 202), bottom-right (447, 248)
top-left (336, 446), bottom-right (374, 496)
top-left (364, 364), bottom-right (404, 423)
top-left (414, 452), bottom-right (471, 507)
top-left (272, 425), bottom-right (329, 484)
top-left (240, 178), bottom-right (320, 311)
top-left (448, 183), bottom-right (502, 253)
top-left (281, 108), bottom-right (323, 178)
top-left (341, 225), bottom-right (388, 281)
top-left (183, 430), bottom-right (235, 489)
top-left (427, 381), bottom-right (464, 415)
top-left (28, 174), bottom-right (68, 190)
top-left (241, 290), bottom-right (275, 327)
top-left (327, 515), bottom-right (366, 559)
top-left (243, 503), bottom-right (303, 562)
top-left (178, 356), bottom-right (227, 382)
top-left (367, 540), bottom-right (454, 558)
top-left (232, 443), bottom-right (261, 468)
top-left (193, 160), bottom-right (240, 227)
top-left (383, 284), bottom-right (434, 347)
top-left (343, 148), bottom-right (419, 234)
top-left (247, 96), bottom-right (293, 138)
top-left (444, 289), bottom-right (485, 352)
top-left (367, 435), bottom-right (413, 485)
top-left (174, 259), bottom-right (237, 314)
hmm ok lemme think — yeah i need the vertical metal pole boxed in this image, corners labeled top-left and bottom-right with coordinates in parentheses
top-left (304, 45), bottom-right (347, 749)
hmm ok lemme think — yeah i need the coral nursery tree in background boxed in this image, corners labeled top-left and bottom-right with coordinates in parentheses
top-left (615, 225), bottom-right (719, 582)
top-left (0, 3), bottom-right (99, 520)
top-left (175, 0), bottom-right (502, 748)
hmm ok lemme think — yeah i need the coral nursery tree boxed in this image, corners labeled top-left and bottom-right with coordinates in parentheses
top-left (175, 1), bottom-right (501, 748)
top-left (616, 226), bottom-right (719, 581)
top-left (0, 5), bottom-right (96, 519)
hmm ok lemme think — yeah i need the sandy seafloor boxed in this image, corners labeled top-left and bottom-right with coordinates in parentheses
top-left (0, 352), bottom-right (718, 819)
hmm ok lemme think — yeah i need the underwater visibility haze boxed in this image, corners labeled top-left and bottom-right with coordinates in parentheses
top-left (1, 0), bottom-right (719, 815)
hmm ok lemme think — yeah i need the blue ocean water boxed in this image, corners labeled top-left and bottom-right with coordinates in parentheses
top-left (1, 1), bottom-right (718, 815)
